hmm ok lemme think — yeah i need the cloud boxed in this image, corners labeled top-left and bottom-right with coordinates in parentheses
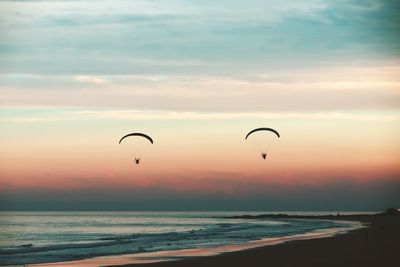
top-left (0, 0), bottom-right (399, 75)
top-left (74, 75), bottom-right (109, 85)
top-left (72, 110), bottom-right (400, 121)
top-left (1, 63), bottom-right (399, 111)
top-left (1, 109), bottom-right (399, 123)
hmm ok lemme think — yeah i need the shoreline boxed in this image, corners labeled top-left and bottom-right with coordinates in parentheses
top-left (113, 213), bottom-right (399, 267)
top-left (28, 216), bottom-right (374, 267)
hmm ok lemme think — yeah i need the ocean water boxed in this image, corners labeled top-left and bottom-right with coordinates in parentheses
top-left (0, 211), bottom-right (364, 266)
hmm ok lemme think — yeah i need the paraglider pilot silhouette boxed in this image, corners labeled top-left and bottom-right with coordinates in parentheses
top-left (119, 133), bottom-right (153, 165)
top-left (245, 128), bottom-right (280, 160)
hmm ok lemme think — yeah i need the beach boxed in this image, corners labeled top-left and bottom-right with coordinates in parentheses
top-left (28, 212), bottom-right (399, 267)
top-left (111, 213), bottom-right (399, 267)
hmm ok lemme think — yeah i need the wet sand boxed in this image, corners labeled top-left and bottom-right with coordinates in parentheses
top-left (111, 213), bottom-right (400, 267)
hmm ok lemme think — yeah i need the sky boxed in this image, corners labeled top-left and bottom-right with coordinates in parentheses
top-left (0, 0), bottom-right (399, 211)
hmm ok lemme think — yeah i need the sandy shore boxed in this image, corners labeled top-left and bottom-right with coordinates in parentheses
top-left (109, 213), bottom-right (399, 267)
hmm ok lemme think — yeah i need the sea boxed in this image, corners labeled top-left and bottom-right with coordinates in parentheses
top-left (0, 211), bottom-right (370, 266)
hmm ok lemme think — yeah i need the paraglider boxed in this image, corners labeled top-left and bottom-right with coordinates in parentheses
top-left (245, 127), bottom-right (280, 139)
top-left (119, 133), bottom-right (153, 165)
top-left (245, 127), bottom-right (280, 160)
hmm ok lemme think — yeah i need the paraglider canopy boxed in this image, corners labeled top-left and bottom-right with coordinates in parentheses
top-left (119, 133), bottom-right (154, 144)
top-left (245, 127), bottom-right (280, 140)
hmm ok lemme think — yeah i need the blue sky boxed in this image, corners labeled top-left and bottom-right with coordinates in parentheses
top-left (1, 0), bottom-right (399, 75)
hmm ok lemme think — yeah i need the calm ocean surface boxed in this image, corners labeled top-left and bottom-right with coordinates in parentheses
top-left (0, 211), bottom-right (370, 265)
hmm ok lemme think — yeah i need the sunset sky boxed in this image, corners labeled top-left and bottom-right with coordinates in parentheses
top-left (0, 0), bottom-right (399, 210)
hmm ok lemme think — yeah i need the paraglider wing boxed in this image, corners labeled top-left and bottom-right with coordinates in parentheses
top-left (245, 128), bottom-right (280, 140)
top-left (119, 133), bottom-right (154, 144)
